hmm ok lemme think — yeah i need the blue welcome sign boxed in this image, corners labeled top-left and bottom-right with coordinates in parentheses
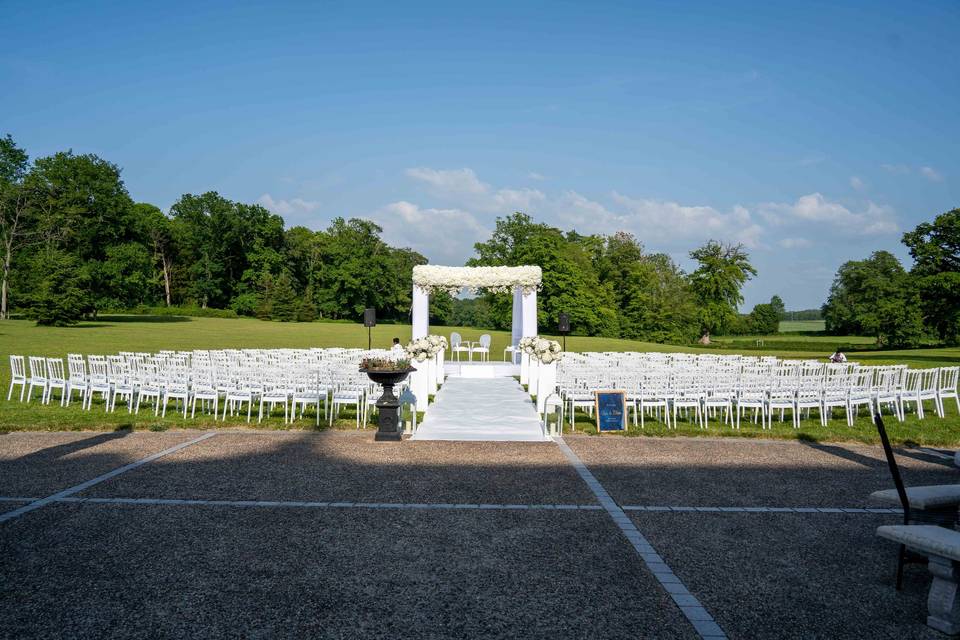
top-left (595, 390), bottom-right (627, 432)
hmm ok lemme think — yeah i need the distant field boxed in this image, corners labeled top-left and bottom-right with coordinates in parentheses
top-left (1, 315), bottom-right (959, 442)
top-left (779, 320), bottom-right (825, 332)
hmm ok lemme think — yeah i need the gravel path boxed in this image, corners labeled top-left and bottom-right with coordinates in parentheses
top-left (630, 511), bottom-right (941, 640)
top-left (0, 503), bottom-right (695, 639)
top-left (1, 431), bottom-right (954, 638)
top-left (566, 435), bottom-right (957, 507)
top-left (79, 431), bottom-right (595, 505)
top-left (0, 430), bottom-right (200, 497)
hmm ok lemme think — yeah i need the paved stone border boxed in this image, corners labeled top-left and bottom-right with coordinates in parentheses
top-left (622, 505), bottom-right (903, 514)
top-left (0, 495), bottom-right (903, 515)
top-left (0, 432), bottom-right (217, 525)
top-left (53, 497), bottom-right (605, 511)
top-left (553, 437), bottom-right (727, 640)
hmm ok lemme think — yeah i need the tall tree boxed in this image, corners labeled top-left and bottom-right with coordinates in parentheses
top-left (769, 295), bottom-right (785, 320)
top-left (688, 240), bottom-right (757, 340)
top-left (902, 209), bottom-right (960, 344)
top-left (822, 250), bottom-right (925, 346)
top-left (470, 212), bottom-right (619, 336)
top-left (27, 151), bottom-right (135, 314)
top-left (133, 203), bottom-right (176, 306)
top-left (0, 134), bottom-right (32, 319)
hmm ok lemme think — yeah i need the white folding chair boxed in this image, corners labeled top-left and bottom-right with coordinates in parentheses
top-left (44, 358), bottom-right (68, 406)
top-left (25, 356), bottom-right (48, 403)
top-left (8, 355), bottom-right (27, 401)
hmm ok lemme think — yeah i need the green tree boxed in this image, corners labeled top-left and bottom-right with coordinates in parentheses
top-left (470, 212), bottom-right (619, 337)
top-left (748, 303), bottom-right (780, 335)
top-left (270, 272), bottom-right (297, 322)
top-left (822, 250), bottom-right (925, 347)
top-left (769, 295), bottom-right (785, 320)
top-left (688, 240), bottom-right (757, 340)
top-left (255, 273), bottom-right (274, 320)
top-left (28, 151), bottom-right (136, 315)
top-left (98, 242), bottom-right (155, 308)
top-left (296, 285), bottom-right (318, 322)
top-left (24, 249), bottom-right (91, 325)
top-left (133, 203), bottom-right (176, 306)
top-left (902, 208), bottom-right (960, 344)
top-left (596, 233), bottom-right (698, 342)
top-left (0, 134), bottom-right (34, 319)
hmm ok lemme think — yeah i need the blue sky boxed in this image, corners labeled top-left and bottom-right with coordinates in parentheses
top-left (3, 1), bottom-right (957, 309)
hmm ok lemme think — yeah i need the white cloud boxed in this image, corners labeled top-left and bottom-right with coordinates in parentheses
top-left (921, 166), bottom-right (943, 182)
top-left (373, 201), bottom-right (489, 265)
top-left (527, 172), bottom-right (547, 181)
top-left (778, 237), bottom-right (812, 249)
top-left (552, 190), bottom-right (763, 248)
top-left (849, 176), bottom-right (865, 191)
top-left (757, 193), bottom-right (897, 235)
top-left (257, 193), bottom-right (320, 216)
top-left (798, 152), bottom-right (827, 166)
top-left (405, 167), bottom-right (488, 197)
top-left (881, 163), bottom-right (911, 174)
top-left (405, 167), bottom-right (545, 213)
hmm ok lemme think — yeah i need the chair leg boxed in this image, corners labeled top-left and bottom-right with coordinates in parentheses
top-left (896, 544), bottom-right (907, 590)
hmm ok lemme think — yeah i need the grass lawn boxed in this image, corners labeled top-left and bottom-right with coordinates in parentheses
top-left (1, 315), bottom-right (959, 444)
top-left (779, 320), bottom-right (826, 332)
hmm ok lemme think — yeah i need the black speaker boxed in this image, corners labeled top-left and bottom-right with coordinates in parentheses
top-left (558, 313), bottom-right (570, 333)
top-left (363, 308), bottom-right (376, 328)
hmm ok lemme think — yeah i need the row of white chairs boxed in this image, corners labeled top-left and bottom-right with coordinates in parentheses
top-left (554, 353), bottom-right (960, 431)
top-left (7, 349), bottom-right (405, 427)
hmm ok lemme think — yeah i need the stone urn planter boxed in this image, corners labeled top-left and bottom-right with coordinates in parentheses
top-left (360, 367), bottom-right (415, 441)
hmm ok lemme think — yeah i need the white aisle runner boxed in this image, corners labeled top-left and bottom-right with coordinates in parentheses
top-left (410, 377), bottom-right (549, 442)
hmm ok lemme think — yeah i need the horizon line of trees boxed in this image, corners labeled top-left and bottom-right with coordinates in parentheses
top-left (821, 207), bottom-right (960, 347)
top-left (3, 134), bottom-right (955, 347)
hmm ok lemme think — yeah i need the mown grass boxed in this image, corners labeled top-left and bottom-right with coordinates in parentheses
top-left (779, 320), bottom-right (826, 332)
top-left (1, 316), bottom-right (959, 444)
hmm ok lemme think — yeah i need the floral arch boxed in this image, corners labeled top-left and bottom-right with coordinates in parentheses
top-left (411, 265), bottom-right (541, 354)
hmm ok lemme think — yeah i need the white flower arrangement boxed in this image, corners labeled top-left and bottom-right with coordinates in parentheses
top-left (517, 335), bottom-right (563, 364)
top-left (412, 265), bottom-right (542, 295)
top-left (518, 336), bottom-right (538, 355)
top-left (426, 334), bottom-right (448, 352)
top-left (405, 334), bottom-right (447, 361)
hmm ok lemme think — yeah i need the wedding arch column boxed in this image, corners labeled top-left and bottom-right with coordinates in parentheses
top-left (521, 288), bottom-right (537, 337)
top-left (411, 284), bottom-right (429, 339)
top-left (511, 286), bottom-right (522, 359)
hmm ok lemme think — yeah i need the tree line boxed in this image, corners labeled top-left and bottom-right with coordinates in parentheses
top-left (7, 133), bottom-right (951, 347)
top-left (0, 135), bottom-right (427, 325)
top-left (461, 212), bottom-right (775, 342)
top-left (0, 134), bottom-right (771, 340)
top-left (822, 207), bottom-right (960, 347)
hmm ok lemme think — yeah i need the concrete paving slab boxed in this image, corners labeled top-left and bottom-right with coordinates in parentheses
top-left (0, 504), bottom-right (696, 639)
top-left (82, 431), bottom-right (595, 505)
top-left (0, 431), bottom-right (201, 497)
top-left (566, 436), bottom-right (957, 507)
top-left (629, 511), bottom-right (941, 639)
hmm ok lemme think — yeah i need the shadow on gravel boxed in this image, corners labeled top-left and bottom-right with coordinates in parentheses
top-left (16, 430), bottom-right (131, 462)
top-left (800, 440), bottom-right (887, 469)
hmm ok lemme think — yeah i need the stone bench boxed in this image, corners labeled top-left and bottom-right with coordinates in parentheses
top-left (871, 485), bottom-right (960, 526)
top-left (877, 525), bottom-right (960, 635)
